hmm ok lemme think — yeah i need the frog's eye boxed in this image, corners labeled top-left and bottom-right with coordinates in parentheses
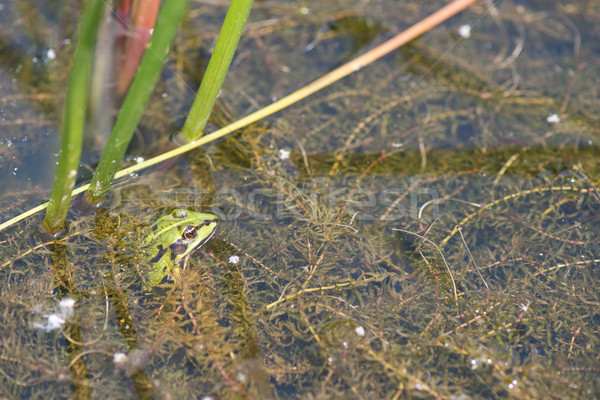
top-left (183, 225), bottom-right (197, 240)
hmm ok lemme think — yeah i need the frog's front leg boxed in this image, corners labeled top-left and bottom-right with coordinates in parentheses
top-left (143, 256), bottom-right (190, 290)
top-left (143, 258), bottom-right (173, 290)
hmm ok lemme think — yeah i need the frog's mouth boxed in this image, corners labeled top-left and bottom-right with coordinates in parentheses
top-left (195, 219), bottom-right (218, 247)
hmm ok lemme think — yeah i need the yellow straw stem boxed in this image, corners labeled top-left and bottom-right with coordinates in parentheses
top-left (0, 0), bottom-right (478, 232)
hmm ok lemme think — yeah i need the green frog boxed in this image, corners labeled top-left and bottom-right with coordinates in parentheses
top-left (141, 208), bottom-right (218, 289)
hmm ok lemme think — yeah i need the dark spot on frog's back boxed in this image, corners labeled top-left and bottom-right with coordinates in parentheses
top-left (149, 244), bottom-right (167, 263)
top-left (172, 209), bottom-right (187, 219)
top-left (170, 240), bottom-right (189, 260)
top-left (151, 224), bottom-right (157, 232)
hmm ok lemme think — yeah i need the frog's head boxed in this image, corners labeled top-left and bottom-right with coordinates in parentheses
top-left (145, 208), bottom-right (219, 265)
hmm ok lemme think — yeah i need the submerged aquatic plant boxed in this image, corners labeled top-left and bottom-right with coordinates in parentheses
top-left (1, 0), bottom-right (599, 398)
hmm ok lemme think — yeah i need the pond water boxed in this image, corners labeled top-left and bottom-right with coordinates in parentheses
top-left (1, 0), bottom-right (599, 398)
